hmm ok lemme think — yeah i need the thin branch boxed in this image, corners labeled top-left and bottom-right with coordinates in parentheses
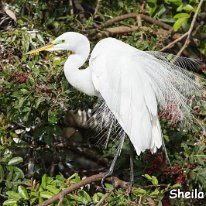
top-left (160, 32), bottom-right (188, 52)
top-left (95, 188), bottom-right (114, 206)
top-left (69, 0), bottom-right (74, 15)
top-left (94, 0), bottom-right (101, 17)
top-left (136, 15), bottom-right (142, 27)
top-left (96, 25), bottom-right (165, 38)
top-left (138, 196), bottom-right (142, 206)
top-left (177, 0), bottom-right (204, 56)
top-left (57, 197), bottom-right (64, 206)
top-left (36, 173), bottom-right (129, 206)
top-left (104, 13), bottom-right (172, 30)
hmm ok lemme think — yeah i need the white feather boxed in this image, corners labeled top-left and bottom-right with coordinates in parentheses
top-left (90, 38), bottom-right (164, 154)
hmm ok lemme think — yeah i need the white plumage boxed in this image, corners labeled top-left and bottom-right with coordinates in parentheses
top-left (90, 38), bottom-right (162, 154)
top-left (28, 32), bottom-right (200, 156)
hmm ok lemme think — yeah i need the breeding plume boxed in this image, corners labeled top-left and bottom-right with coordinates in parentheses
top-left (28, 32), bottom-right (200, 179)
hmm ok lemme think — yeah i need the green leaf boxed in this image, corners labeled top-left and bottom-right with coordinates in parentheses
top-left (77, 190), bottom-right (91, 204)
top-left (40, 191), bottom-right (53, 199)
top-left (18, 186), bottom-right (29, 200)
top-left (173, 13), bottom-right (190, 19)
top-left (41, 174), bottom-right (47, 189)
top-left (92, 193), bottom-right (104, 203)
top-left (20, 89), bottom-right (29, 94)
top-left (165, 0), bottom-right (182, 6)
top-left (13, 167), bottom-right (24, 179)
top-left (177, 4), bottom-right (183, 12)
top-left (6, 191), bottom-right (22, 201)
top-left (3, 199), bottom-right (17, 206)
top-left (173, 17), bottom-right (188, 31)
top-left (35, 97), bottom-right (46, 109)
top-left (151, 176), bottom-right (158, 186)
top-left (183, 4), bottom-right (194, 12)
top-left (146, 0), bottom-right (157, 16)
top-left (8, 157), bottom-right (23, 166)
top-left (133, 188), bottom-right (147, 195)
top-left (143, 174), bottom-right (158, 185)
top-left (46, 185), bottom-right (60, 194)
top-left (143, 174), bottom-right (152, 181)
top-left (150, 189), bottom-right (159, 196)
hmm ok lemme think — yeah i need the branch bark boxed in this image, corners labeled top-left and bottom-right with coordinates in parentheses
top-left (177, 0), bottom-right (204, 56)
top-left (37, 173), bottom-right (129, 206)
top-left (160, 32), bottom-right (188, 52)
top-left (96, 26), bottom-right (170, 38)
top-left (104, 13), bottom-right (172, 30)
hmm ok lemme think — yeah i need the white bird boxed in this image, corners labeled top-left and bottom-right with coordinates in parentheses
top-left (28, 32), bottom-right (200, 182)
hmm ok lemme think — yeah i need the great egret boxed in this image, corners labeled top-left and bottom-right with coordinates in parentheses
top-left (28, 32), bottom-right (200, 186)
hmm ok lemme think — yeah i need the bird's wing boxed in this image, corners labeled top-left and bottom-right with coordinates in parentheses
top-left (90, 39), bottom-right (162, 154)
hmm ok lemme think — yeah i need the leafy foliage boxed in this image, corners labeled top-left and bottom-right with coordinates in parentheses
top-left (0, 0), bottom-right (206, 205)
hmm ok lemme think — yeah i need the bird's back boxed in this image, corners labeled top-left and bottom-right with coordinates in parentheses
top-left (89, 38), bottom-right (163, 154)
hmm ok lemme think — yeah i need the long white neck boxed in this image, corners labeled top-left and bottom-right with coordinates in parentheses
top-left (64, 37), bottom-right (98, 96)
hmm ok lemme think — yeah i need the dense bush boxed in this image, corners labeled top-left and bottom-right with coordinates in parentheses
top-left (0, 0), bottom-right (205, 205)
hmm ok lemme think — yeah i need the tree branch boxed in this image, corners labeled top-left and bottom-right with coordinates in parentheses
top-left (160, 32), bottom-right (188, 52)
top-left (95, 188), bottom-right (114, 206)
top-left (94, 0), bottom-right (101, 17)
top-left (37, 173), bottom-right (129, 206)
top-left (96, 25), bottom-right (170, 38)
top-left (177, 0), bottom-right (204, 56)
top-left (104, 13), bottom-right (172, 30)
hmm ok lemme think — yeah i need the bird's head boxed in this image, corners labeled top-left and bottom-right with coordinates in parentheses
top-left (27, 32), bottom-right (90, 55)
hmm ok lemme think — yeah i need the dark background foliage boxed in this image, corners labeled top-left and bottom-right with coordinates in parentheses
top-left (0, 0), bottom-right (205, 205)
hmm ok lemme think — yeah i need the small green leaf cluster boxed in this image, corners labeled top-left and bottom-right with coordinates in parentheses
top-left (146, 0), bottom-right (199, 31)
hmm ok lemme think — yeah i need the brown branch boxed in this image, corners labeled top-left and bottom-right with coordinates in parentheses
top-left (177, 0), bottom-right (204, 56)
top-left (160, 32), bottom-right (188, 52)
top-left (94, 0), bottom-right (101, 17)
top-left (37, 173), bottom-right (129, 206)
top-left (141, 14), bottom-right (172, 30)
top-left (97, 26), bottom-right (139, 37)
top-left (136, 15), bottom-right (142, 27)
top-left (104, 13), bottom-right (172, 30)
top-left (96, 25), bottom-right (165, 38)
top-left (57, 197), bottom-right (63, 206)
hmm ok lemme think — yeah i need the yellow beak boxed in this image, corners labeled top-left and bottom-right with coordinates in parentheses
top-left (27, 43), bottom-right (54, 54)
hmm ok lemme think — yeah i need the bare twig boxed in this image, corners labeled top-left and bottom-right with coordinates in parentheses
top-left (104, 13), bottom-right (172, 30)
top-left (97, 25), bottom-right (139, 37)
top-left (96, 25), bottom-right (161, 38)
top-left (138, 196), bottom-right (142, 206)
top-left (94, 0), bottom-right (101, 17)
top-left (160, 32), bottom-right (188, 52)
top-left (136, 15), bottom-right (142, 27)
top-left (95, 188), bottom-right (114, 206)
top-left (177, 0), bottom-right (204, 56)
top-left (136, 15), bottom-right (143, 39)
top-left (69, 0), bottom-right (74, 15)
top-left (57, 197), bottom-right (64, 206)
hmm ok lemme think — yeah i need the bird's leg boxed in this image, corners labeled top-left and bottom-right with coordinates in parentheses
top-left (128, 141), bottom-right (134, 194)
top-left (101, 134), bottom-right (125, 189)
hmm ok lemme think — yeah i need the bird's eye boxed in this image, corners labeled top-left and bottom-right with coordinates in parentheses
top-left (53, 39), bottom-right (65, 45)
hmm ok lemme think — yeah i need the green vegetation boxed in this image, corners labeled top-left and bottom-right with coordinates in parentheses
top-left (0, 0), bottom-right (205, 205)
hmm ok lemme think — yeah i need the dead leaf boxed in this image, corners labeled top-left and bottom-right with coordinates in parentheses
top-left (5, 9), bottom-right (16, 21)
